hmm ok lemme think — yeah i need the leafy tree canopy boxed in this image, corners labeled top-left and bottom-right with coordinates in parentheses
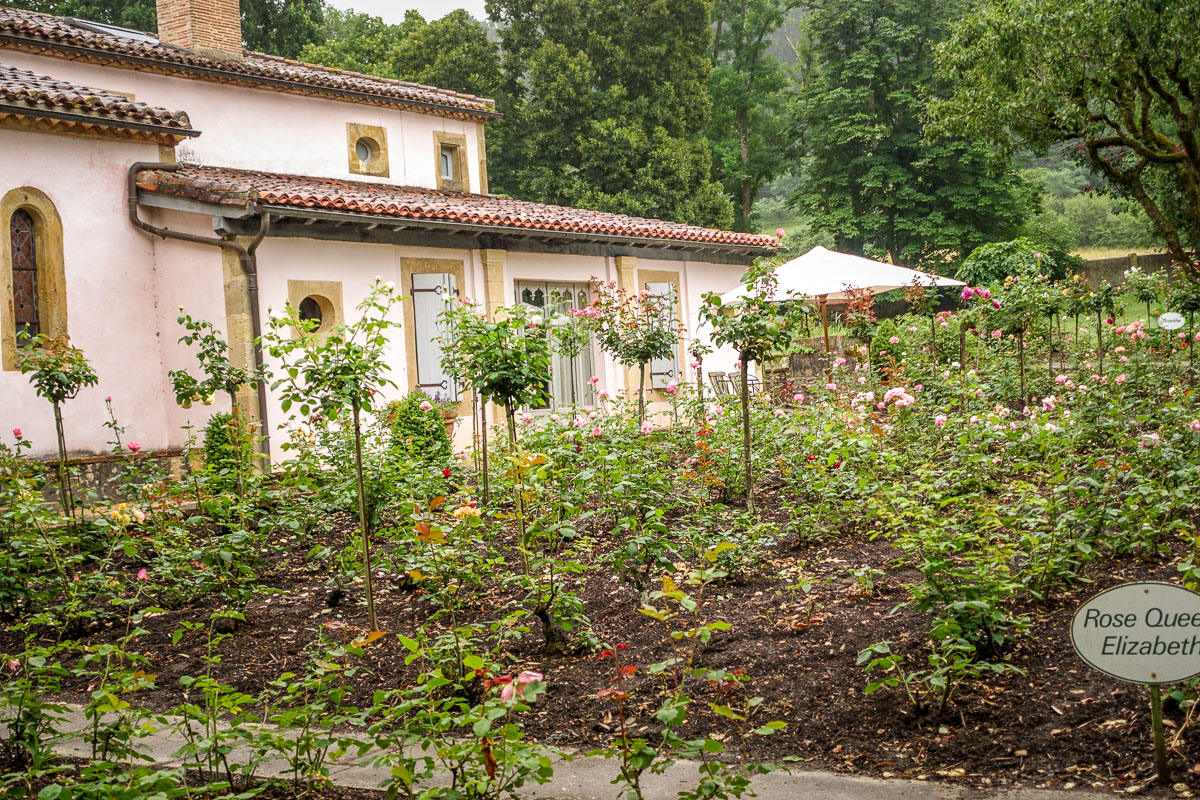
top-left (708, 0), bottom-right (796, 232)
top-left (9, 0), bottom-right (326, 58)
top-left (929, 0), bottom-right (1197, 278)
top-left (485, 0), bottom-right (734, 228)
top-left (787, 0), bottom-right (1036, 268)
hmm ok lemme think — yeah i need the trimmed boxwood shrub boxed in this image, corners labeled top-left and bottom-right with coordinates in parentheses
top-left (203, 412), bottom-right (239, 475)
top-left (385, 393), bottom-right (452, 463)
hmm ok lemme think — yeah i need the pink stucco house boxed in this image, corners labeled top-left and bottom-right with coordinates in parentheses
top-left (0, 0), bottom-right (776, 462)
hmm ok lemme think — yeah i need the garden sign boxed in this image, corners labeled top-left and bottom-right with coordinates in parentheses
top-left (1157, 312), bottom-right (1186, 330)
top-left (1071, 582), bottom-right (1200, 783)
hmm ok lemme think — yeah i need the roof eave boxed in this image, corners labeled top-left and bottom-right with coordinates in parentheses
top-left (0, 32), bottom-right (502, 121)
top-left (0, 100), bottom-right (198, 137)
top-left (137, 190), bottom-right (775, 261)
top-left (256, 203), bottom-right (775, 257)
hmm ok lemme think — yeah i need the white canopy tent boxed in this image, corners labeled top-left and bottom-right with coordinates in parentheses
top-left (719, 245), bottom-right (965, 304)
top-left (718, 246), bottom-right (966, 379)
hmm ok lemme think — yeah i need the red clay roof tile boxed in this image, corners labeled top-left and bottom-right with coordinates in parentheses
top-left (0, 5), bottom-right (497, 119)
top-left (0, 60), bottom-right (194, 131)
top-left (136, 164), bottom-right (780, 250)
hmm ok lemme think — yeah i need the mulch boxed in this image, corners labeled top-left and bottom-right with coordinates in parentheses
top-left (6, 497), bottom-right (1200, 797)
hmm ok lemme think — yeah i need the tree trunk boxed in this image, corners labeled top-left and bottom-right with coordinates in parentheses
top-left (1018, 330), bottom-right (1027, 404)
top-left (736, 108), bottom-right (752, 232)
top-left (351, 400), bottom-right (377, 631)
top-left (228, 393), bottom-right (247, 508)
top-left (52, 401), bottom-right (74, 530)
top-left (637, 363), bottom-right (647, 422)
top-left (1049, 315), bottom-right (1055, 380)
top-left (740, 356), bottom-right (753, 512)
top-left (480, 397), bottom-right (490, 505)
top-left (505, 402), bottom-right (527, 559)
top-left (1096, 311), bottom-right (1104, 377)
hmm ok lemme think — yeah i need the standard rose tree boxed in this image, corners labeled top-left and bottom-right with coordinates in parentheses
top-left (262, 279), bottom-right (401, 632)
top-left (698, 259), bottom-right (808, 511)
top-left (571, 279), bottom-right (681, 422)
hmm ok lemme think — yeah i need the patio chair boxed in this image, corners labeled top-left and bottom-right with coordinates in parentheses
top-left (709, 371), bottom-right (732, 397)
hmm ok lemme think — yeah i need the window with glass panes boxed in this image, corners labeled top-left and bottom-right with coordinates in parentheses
top-left (516, 280), bottom-right (595, 408)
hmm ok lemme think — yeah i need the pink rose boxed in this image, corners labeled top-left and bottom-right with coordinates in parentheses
top-left (1190, 419), bottom-right (1200, 432)
top-left (934, 414), bottom-right (947, 428)
top-left (991, 329), bottom-right (1002, 339)
top-left (793, 393), bottom-right (804, 403)
top-left (11, 428), bottom-right (20, 439)
top-left (775, 228), bottom-right (786, 238)
top-left (588, 375), bottom-right (600, 384)
top-left (419, 400), bottom-right (433, 411)
top-left (127, 441), bottom-right (142, 453)
top-left (136, 568), bottom-right (148, 581)
top-left (888, 336), bottom-right (899, 344)
top-left (592, 426), bottom-right (602, 437)
top-left (640, 420), bottom-right (654, 435)
top-left (826, 382), bottom-right (837, 391)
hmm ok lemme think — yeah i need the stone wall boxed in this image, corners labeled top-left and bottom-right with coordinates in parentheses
top-left (784, 335), bottom-right (858, 378)
top-left (1080, 252), bottom-right (1174, 288)
top-left (40, 449), bottom-right (194, 505)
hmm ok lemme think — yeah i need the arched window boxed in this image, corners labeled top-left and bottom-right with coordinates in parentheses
top-left (10, 209), bottom-right (39, 340)
top-left (2, 187), bottom-right (66, 370)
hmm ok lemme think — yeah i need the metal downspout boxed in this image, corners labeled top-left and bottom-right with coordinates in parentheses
top-left (127, 161), bottom-right (273, 461)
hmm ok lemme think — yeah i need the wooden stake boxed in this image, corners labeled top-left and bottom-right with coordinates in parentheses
top-left (820, 295), bottom-right (832, 382)
top-left (1150, 684), bottom-right (1169, 784)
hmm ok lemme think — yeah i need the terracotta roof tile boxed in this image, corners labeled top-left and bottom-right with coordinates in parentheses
top-left (0, 60), bottom-right (193, 131)
top-left (0, 5), bottom-right (496, 119)
top-left (136, 164), bottom-right (780, 250)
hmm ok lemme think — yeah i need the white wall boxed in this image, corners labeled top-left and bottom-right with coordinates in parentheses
top-left (0, 129), bottom-right (171, 458)
top-left (1, 51), bottom-right (487, 193)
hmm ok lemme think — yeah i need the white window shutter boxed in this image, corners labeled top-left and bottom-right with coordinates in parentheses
top-left (646, 281), bottom-right (678, 390)
top-left (412, 272), bottom-right (459, 401)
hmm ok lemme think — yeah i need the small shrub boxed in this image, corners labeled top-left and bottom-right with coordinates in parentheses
top-left (202, 413), bottom-right (239, 476)
top-left (385, 393), bottom-right (452, 463)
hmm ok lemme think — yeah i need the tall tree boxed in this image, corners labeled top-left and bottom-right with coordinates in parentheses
top-left (9, 0), bottom-right (325, 57)
top-left (299, 7), bottom-right (411, 75)
top-left (709, 0), bottom-right (796, 231)
top-left (789, 0), bottom-right (1036, 267)
top-left (7, 0), bottom-right (155, 31)
top-left (486, 0), bottom-right (734, 228)
top-left (929, 0), bottom-right (1197, 279)
top-left (388, 9), bottom-right (501, 99)
top-left (241, 0), bottom-right (326, 59)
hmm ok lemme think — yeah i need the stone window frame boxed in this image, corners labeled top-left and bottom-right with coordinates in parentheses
top-left (433, 131), bottom-right (470, 193)
top-left (346, 122), bottom-right (390, 178)
top-left (1, 187), bottom-right (67, 371)
top-left (401, 257), bottom-right (468, 415)
top-left (287, 279), bottom-right (344, 341)
top-left (639, 268), bottom-right (685, 400)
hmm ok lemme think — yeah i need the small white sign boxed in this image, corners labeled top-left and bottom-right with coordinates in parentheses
top-left (1158, 312), bottom-right (1186, 330)
top-left (1071, 582), bottom-right (1200, 684)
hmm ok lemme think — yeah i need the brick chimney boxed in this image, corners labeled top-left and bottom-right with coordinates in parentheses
top-left (156, 0), bottom-right (243, 62)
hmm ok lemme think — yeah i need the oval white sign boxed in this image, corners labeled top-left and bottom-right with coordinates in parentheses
top-left (1158, 312), bottom-right (1186, 330)
top-left (1071, 582), bottom-right (1200, 684)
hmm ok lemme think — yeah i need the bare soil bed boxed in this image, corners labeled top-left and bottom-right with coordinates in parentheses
top-left (14, 498), bottom-right (1200, 797)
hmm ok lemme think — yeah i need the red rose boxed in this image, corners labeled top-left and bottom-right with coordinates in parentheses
top-left (442, 468), bottom-right (452, 478)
